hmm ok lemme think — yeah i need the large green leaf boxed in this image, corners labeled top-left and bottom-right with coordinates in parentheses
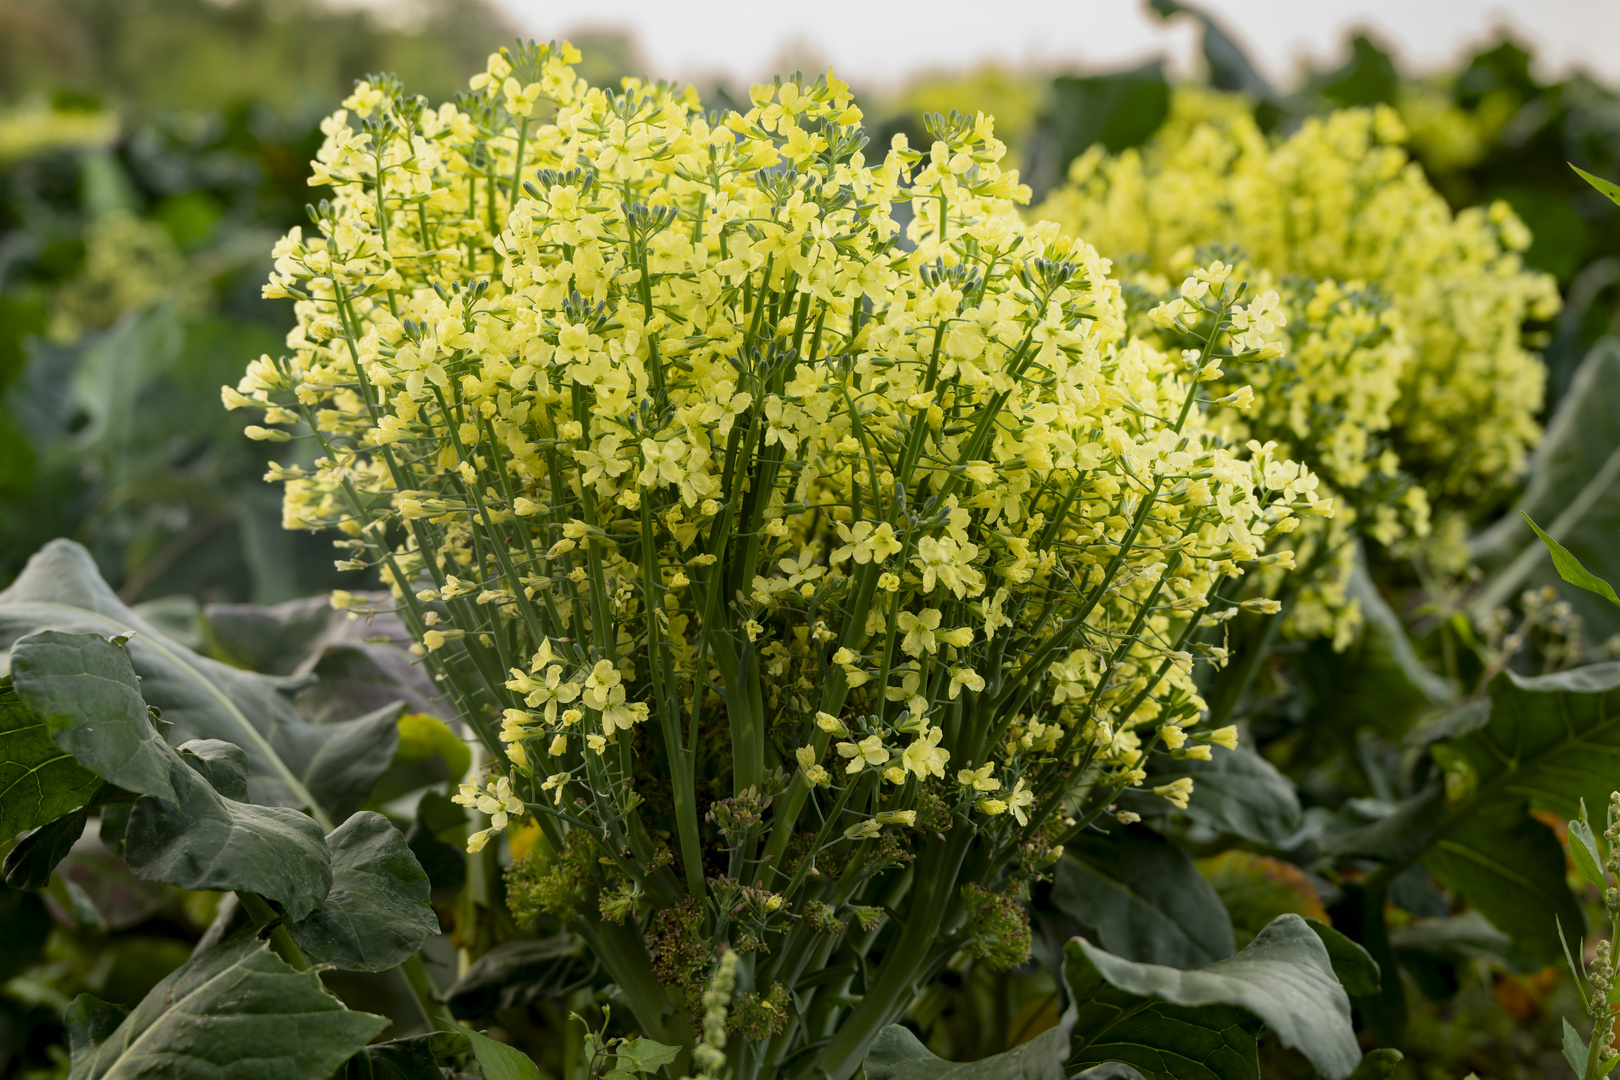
top-left (1315, 786), bottom-right (1445, 864)
top-left (1129, 747), bottom-right (1301, 845)
top-left (0, 677), bottom-right (101, 839)
top-left (1051, 825), bottom-right (1234, 969)
top-left (864, 1004), bottom-right (1077, 1080)
top-left (4, 803), bottom-right (90, 889)
top-left (1302, 919), bottom-right (1380, 998)
top-left (1471, 340), bottom-right (1620, 639)
top-left (5, 629), bottom-right (334, 917)
top-left (0, 540), bottom-right (401, 828)
top-left (1065, 915), bottom-right (1362, 1080)
top-left (204, 595), bottom-right (449, 723)
top-left (1045, 63), bottom-right (1170, 170)
top-left (63, 996), bottom-right (129, 1065)
top-left (287, 811), bottom-right (439, 971)
top-left (9, 631), bottom-right (176, 803)
top-left (1388, 911), bottom-right (1537, 977)
top-left (1422, 801), bottom-right (1582, 963)
top-left (1332, 663), bottom-right (1620, 963)
top-left (1432, 661), bottom-right (1620, 822)
top-left (123, 757), bottom-right (332, 921)
top-left (453, 1022), bottom-right (540, 1080)
top-left (65, 937), bottom-right (387, 1080)
top-left (177, 738), bottom-right (249, 801)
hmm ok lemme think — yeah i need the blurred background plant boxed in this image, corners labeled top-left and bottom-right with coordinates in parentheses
top-left (5, 1), bottom-right (1620, 1078)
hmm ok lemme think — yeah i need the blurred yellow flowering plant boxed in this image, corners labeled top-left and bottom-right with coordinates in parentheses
top-left (1039, 96), bottom-right (1559, 641)
top-left (231, 44), bottom-right (1330, 1079)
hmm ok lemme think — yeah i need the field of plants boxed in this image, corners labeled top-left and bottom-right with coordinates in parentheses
top-left (6, 1), bottom-right (1620, 1077)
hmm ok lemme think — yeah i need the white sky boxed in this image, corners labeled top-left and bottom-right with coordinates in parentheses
top-left (485, 0), bottom-right (1620, 91)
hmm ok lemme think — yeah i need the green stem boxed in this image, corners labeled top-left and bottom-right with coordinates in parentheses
top-left (401, 952), bottom-right (455, 1030)
top-left (572, 918), bottom-right (687, 1047)
top-left (788, 824), bottom-right (973, 1080)
top-left (236, 891), bottom-right (309, 971)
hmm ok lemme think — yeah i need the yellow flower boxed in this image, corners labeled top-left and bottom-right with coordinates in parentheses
top-left (958, 763), bottom-right (1000, 792)
top-left (815, 711), bottom-right (848, 737)
top-left (902, 725), bottom-right (950, 780)
top-left (832, 521), bottom-right (904, 566)
top-left (244, 53), bottom-right (1337, 962)
top-left (422, 629), bottom-right (464, 652)
top-left (898, 608), bottom-right (942, 657)
top-left (1153, 778), bottom-right (1194, 810)
top-left (947, 666), bottom-right (984, 699)
top-left (912, 536), bottom-right (984, 599)
top-left (1006, 779), bottom-right (1033, 826)
top-left (836, 734), bottom-right (889, 774)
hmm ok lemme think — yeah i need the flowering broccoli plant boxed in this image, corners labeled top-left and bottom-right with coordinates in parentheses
top-left (1039, 96), bottom-right (1560, 647)
top-left (228, 42), bottom-right (1363, 1079)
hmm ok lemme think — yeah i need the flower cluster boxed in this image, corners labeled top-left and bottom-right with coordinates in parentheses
top-left (1038, 97), bottom-right (1559, 566)
top-left (231, 44), bottom-right (1327, 1064)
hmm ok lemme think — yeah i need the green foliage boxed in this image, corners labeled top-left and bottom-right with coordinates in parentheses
top-left (64, 938), bottom-right (388, 1079)
top-left (4, 803), bottom-right (90, 889)
top-left (864, 1018), bottom-right (1076, 1080)
top-left (1303, 919), bottom-right (1382, 999)
top-left (0, 540), bottom-right (401, 826)
top-left (1050, 824), bottom-right (1235, 969)
top-left (9, 630), bottom-right (178, 802)
top-left (0, 545), bottom-right (470, 1078)
top-left (1576, 166), bottom-right (1620, 209)
top-left (9, 9), bottom-right (1620, 1078)
top-left (1525, 513), bottom-right (1620, 606)
top-left (1066, 917), bottom-right (1359, 1080)
top-left (283, 811), bottom-right (440, 971)
top-left (1126, 747), bottom-right (1301, 846)
top-left (338, 1031), bottom-right (472, 1080)
top-left (1041, 62), bottom-right (1170, 173)
top-left (0, 0), bottom-right (516, 113)
top-left (13, 628), bottom-right (336, 917)
top-left (455, 1021), bottom-right (542, 1080)
top-left (0, 676), bottom-right (101, 838)
top-left (868, 915), bottom-right (1363, 1080)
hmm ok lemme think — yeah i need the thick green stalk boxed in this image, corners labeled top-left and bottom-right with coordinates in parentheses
top-left (640, 503), bottom-right (704, 897)
top-left (788, 825), bottom-right (973, 1080)
top-left (572, 917), bottom-right (688, 1048)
